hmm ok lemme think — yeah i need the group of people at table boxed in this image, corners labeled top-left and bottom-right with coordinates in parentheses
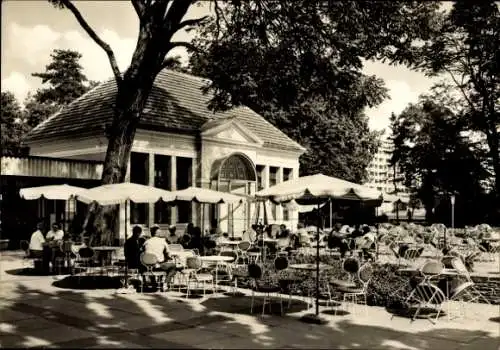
top-left (27, 218), bottom-right (380, 274)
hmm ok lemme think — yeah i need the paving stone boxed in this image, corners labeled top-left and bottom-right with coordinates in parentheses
top-left (0, 333), bottom-right (52, 348)
top-left (380, 334), bottom-right (468, 350)
top-left (0, 317), bottom-right (62, 333)
top-left (6, 324), bottom-right (92, 348)
top-left (460, 336), bottom-right (500, 350)
top-left (0, 308), bottom-right (37, 323)
top-left (152, 328), bottom-right (230, 347)
top-left (119, 331), bottom-right (198, 349)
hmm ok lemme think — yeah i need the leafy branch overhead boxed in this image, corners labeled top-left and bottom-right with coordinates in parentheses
top-left (189, 1), bottom-right (440, 183)
top-left (395, 2), bottom-right (500, 197)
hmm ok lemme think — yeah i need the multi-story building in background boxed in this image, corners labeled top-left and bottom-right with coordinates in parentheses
top-left (364, 137), bottom-right (409, 196)
top-left (364, 136), bottom-right (412, 218)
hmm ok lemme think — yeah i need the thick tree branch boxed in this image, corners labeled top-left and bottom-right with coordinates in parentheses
top-left (158, 41), bottom-right (200, 73)
top-left (444, 67), bottom-right (476, 112)
top-left (169, 41), bottom-right (200, 52)
top-left (131, 0), bottom-right (145, 20)
top-left (163, 0), bottom-right (192, 35)
top-left (61, 0), bottom-right (122, 84)
top-left (175, 16), bottom-right (210, 33)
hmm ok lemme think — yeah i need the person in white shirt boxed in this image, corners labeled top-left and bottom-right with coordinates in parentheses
top-left (29, 222), bottom-right (45, 258)
top-left (46, 223), bottom-right (64, 242)
top-left (142, 226), bottom-right (177, 287)
top-left (144, 227), bottom-right (169, 263)
top-left (297, 223), bottom-right (310, 247)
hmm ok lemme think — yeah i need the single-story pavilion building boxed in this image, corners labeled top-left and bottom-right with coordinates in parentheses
top-left (18, 69), bottom-right (306, 242)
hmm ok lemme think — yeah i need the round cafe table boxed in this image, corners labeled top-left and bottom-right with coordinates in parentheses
top-left (289, 263), bottom-right (332, 271)
top-left (199, 255), bottom-right (235, 288)
top-left (92, 246), bottom-right (121, 274)
top-left (219, 241), bottom-right (241, 250)
top-left (289, 263), bottom-right (333, 310)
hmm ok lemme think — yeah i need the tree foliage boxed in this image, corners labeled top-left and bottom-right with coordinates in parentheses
top-left (45, 0), bottom-right (442, 236)
top-left (189, 1), bottom-right (440, 182)
top-left (32, 49), bottom-right (91, 105)
top-left (24, 49), bottom-right (96, 129)
top-left (390, 90), bottom-right (493, 225)
top-left (395, 2), bottom-right (500, 197)
top-left (1, 92), bottom-right (28, 156)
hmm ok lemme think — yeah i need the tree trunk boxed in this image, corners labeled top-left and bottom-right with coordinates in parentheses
top-left (83, 69), bottom-right (158, 244)
top-left (485, 129), bottom-right (500, 198)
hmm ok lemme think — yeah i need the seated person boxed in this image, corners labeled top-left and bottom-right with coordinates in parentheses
top-left (327, 223), bottom-right (350, 258)
top-left (355, 226), bottom-right (376, 261)
top-left (46, 223), bottom-right (64, 242)
top-left (142, 226), bottom-right (177, 281)
top-left (278, 224), bottom-right (290, 239)
top-left (125, 226), bottom-right (143, 269)
top-left (216, 232), bottom-right (230, 245)
top-left (179, 233), bottom-right (191, 248)
top-left (242, 229), bottom-right (256, 243)
top-left (29, 222), bottom-right (46, 258)
top-left (265, 225), bottom-right (274, 239)
top-left (186, 223), bottom-right (195, 236)
top-left (167, 225), bottom-right (178, 244)
top-left (297, 223), bottom-right (310, 247)
top-left (188, 227), bottom-right (203, 254)
top-left (276, 229), bottom-right (291, 251)
top-left (99, 221), bottom-right (114, 246)
top-left (350, 224), bottom-right (364, 239)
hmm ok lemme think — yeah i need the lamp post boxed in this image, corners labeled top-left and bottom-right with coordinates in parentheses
top-left (450, 194), bottom-right (455, 230)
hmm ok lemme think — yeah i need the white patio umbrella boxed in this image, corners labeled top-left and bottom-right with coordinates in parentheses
top-left (172, 186), bottom-right (244, 204)
top-left (20, 184), bottom-right (87, 232)
top-left (171, 186), bottom-right (245, 236)
top-left (255, 173), bottom-right (382, 324)
top-left (20, 184), bottom-right (86, 200)
top-left (76, 182), bottom-right (175, 291)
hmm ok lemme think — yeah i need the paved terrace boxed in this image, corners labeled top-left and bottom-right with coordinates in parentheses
top-left (1, 252), bottom-right (499, 349)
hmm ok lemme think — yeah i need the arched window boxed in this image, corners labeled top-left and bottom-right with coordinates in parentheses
top-left (216, 153), bottom-right (257, 182)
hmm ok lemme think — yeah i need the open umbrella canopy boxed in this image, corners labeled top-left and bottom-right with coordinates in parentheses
top-left (171, 186), bottom-right (244, 204)
top-left (20, 184), bottom-right (86, 200)
top-left (382, 193), bottom-right (409, 204)
top-left (76, 182), bottom-right (175, 205)
top-left (256, 173), bottom-right (382, 205)
top-left (285, 199), bottom-right (328, 213)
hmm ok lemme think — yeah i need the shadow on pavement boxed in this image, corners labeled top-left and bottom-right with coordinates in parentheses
top-left (4, 268), bottom-right (47, 276)
top-left (201, 295), bottom-right (309, 315)
top-left (52, 275), bottom-right (122, 290)
top-left (0, 281), bottom-right (498, 349)
top-left (489, 316), bottom-right (500, 323)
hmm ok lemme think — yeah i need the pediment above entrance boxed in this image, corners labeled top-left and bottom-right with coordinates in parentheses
top-left (201, 117), bottom-right (263, 147)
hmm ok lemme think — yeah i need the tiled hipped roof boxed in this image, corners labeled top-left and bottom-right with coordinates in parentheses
top-left (26, 70), bottom-right (304, 152)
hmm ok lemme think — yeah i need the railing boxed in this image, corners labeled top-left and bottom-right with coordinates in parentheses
top-left (1, 156), bottom-right (103, 180)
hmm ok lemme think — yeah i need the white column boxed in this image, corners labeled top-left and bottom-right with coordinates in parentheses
top-left (276, 167), bottom-right (283, 221)
top-left (291, 166), bottom-right (299, 229)
top-left (148, 153), bottom-right (155, 228)
top-left (170, 155), bottom-right (177, 225)
top-left (262, 165), bottom-right (271, 222)
top-left (191, 158), bottom-right (198, 226)
top-left (118, 156), bottom-right (132, 244)
top-left (262, 165), bottom-right (270, 188)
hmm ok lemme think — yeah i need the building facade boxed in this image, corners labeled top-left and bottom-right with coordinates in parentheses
top-left (363, 137), bottom-right (410, 216)
top-left (23, 70), bottom-right (306, 241)
top-left (364, 137), bottom-right (409, 195)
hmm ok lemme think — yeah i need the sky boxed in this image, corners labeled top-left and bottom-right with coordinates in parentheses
top-left (1, 1), bottom-right (440, 134)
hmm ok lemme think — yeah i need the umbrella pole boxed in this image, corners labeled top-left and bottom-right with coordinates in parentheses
top-left (299, 202), bottom-right (326, 325)
top-left (329, 200), bottom-right (332, 229)
top-left (124, 199), bottom-right (129, 288)
top-left (201, 203), bottom-right (204, 237)
top-left (315, 203), bottom-right (320, 316)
